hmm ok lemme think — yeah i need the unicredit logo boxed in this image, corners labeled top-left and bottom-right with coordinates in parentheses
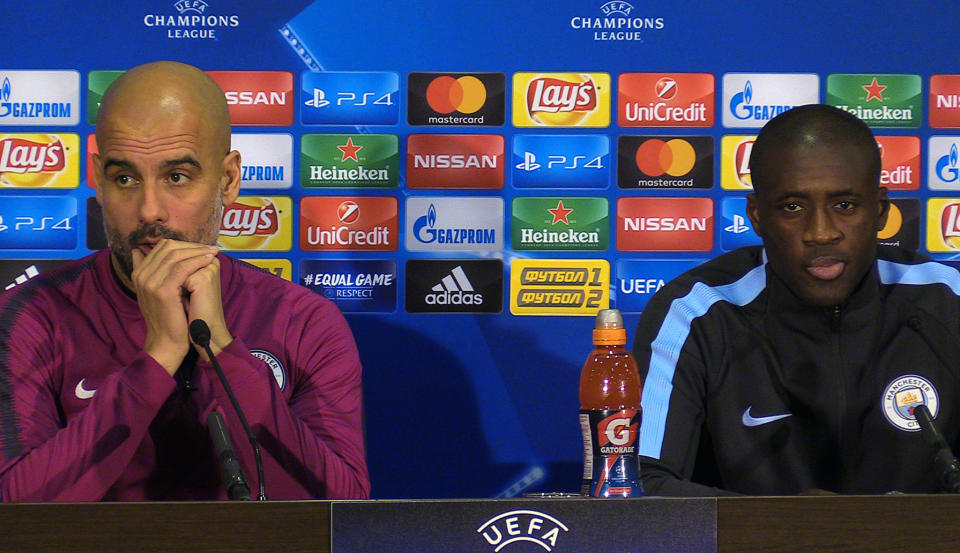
top-left (300, 196), bottom-right (397, 251)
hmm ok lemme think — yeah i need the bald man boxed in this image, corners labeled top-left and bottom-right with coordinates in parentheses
top-left (634, 105), bottom-right (960, 495)
top-left (0, 62), bottom-right (370, 501)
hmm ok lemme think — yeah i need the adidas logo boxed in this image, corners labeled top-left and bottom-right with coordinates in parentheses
top-left (5, 265), bottom-right (40, 290)
top-left (425, 265), bottom-right (484, 305)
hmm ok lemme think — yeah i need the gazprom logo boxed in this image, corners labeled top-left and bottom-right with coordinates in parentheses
top-left (413, 203), bottom-right (439, 243)
top-left (1, 78), bottom-right (9, 102)
top-left (729, 80), bottom-right (754, 119)
top-left (476, 510), bottom-right (568, 552)
top-left (936, 143), bottom-right (960, 183)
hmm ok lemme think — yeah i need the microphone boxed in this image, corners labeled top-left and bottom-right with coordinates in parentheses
top-left (914, 404), bottom-right (960, 493)
top-left (207, 411), bottom-right (251, 500)
top-left (189, 319), bottom-right (268, 501)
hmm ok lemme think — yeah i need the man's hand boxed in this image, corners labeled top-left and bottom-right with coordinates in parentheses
top-left (131, 239), bottom-right (225, 376)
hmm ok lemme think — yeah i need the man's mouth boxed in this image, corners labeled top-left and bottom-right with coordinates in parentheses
top-left (805, 257), bottom-right (846, 280)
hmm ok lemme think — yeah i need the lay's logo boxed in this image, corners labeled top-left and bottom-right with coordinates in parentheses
top-left (219, 196), bottom-right (292, 251)
top-left (0, 133), bottom-right (79, 188)
top-left (221, 201), bottom-right (279, 237)
top-left (513, 72), bottom-right (610, 127)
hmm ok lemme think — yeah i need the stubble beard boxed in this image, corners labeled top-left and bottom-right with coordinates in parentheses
top-left (105, 199), bottom-right (224, 281)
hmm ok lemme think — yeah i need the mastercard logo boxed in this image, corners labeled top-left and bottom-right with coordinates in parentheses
top-left (877, 203), bottom-right (901, 239)
top-left (426, 76), bottom-right (487, 114)
top-left (635, 138), bottom-right (696, 177)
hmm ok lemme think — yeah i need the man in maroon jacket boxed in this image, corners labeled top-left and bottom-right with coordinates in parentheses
top-left (0, 61), bottom-right (370, 501)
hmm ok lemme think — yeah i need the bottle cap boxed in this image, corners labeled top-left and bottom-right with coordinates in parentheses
top-left (593, 309), bottom-right (626, 345)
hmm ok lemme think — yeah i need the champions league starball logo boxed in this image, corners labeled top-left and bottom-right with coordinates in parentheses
top-left (568, 1), bottom-right (665, 42)
top-left (143, 0), bottom-right (240, 40)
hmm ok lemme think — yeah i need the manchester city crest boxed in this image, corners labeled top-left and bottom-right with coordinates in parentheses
top-left (882, 374), bottom-right (939, 432)
top-left (250, 349), bottom-right (286, 391)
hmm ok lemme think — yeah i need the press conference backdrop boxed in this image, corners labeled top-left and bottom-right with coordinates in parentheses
top-left (1, 0), bottom-right (958, 498)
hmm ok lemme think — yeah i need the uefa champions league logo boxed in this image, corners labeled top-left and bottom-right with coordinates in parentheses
top-left (600, 1), bottom-right (633, 16)
top-left (174, 0), bottom-right (207, 14)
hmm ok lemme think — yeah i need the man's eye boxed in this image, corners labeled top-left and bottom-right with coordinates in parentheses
top-left (836, 200), bottom-right (856, 211)
top-left (782, 203), bottom-right (802, 212)
top-left (115, 175), bottom-right (136, 187)
top-left (169, 172), bottom-right (189, 185)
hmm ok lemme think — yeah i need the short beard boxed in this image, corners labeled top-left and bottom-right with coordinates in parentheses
top-left (105, 198), bottom-right (223, 280)
top-left (106, 223), bottom-right (187, 280)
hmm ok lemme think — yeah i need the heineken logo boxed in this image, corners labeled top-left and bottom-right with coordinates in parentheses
top-left (511, 197), bottom-right (608, 251)
top-left (826, 74), bottom-right (921, 128)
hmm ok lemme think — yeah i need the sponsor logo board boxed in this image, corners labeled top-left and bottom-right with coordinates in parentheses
top-left (926, 199), bottom-right (960, 252)
top-left (406, 197), bottom-right (503, 252)
top-left (928, 137), bottom-right (960, 190)
top-left (876, 136), bottom-right (920, 190)
top-left (617, 197), bottom-right (713, 251)
top-left (721, 73), bottom-right (819, 128)
top-left (301, 71), bottom-right (399, 126)
top-left (406, 259), bottom-right (502, 313)
top-left (720, 135), bottom-right (756, 190)
top-left (0, 133), bottom-right (79, 188)
top-left (407, 72), bottom-right (505, 126)
top-left (0, 196), bottom-right (77, 249)
top-left (827, 74), bottom-right (922, 128)
top-left (207, 71), bottom-right (294, 126)
top-left (512, 134), bottom-right (610, 189)
top-left (617, 73), bottom-right (714, 127)
top-left (616, 259), bottom-right (704, 312)
top-left (510, 258), bottom-right (609, 315)
top-left (877, 198), bottom-right (918, 251)
top-left (301, 134), bottom-right (398, 188)
top-left (240, 258), bottom-right (292, 281)
top-left (232, 133), bottom-right (293, 189)
top-left (617, 135), bottom-right (712, 189)
top-left (512, 197), bottom-right (608, 251)
top-left (300, 196), bottom-right (398, 251)
top-left (301, 259), bottom-right (397, 313)
top-left (218, 196), bottom-right (292, 251)
top-left (0, 259), bottom-right (70, 290)
top-left (513, 72), bottom-right (611, 127)
top-left (87, 70), bottom-right (123, 124)
top-left (930, 75), bottom-right (960, 128)
top-left (406, 134), bottom-right (504, 189)
top-left (720, 197), bottom-right (760, 251)
top-left (0, 71), bottom-right (79, 126)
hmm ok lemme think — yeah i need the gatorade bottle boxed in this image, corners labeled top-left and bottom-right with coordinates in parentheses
top-left (579, 309), bottom-right (643, 497)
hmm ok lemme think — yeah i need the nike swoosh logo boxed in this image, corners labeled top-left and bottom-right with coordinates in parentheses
top-left (75, 379), bottom-right (96, 400)
top-left (742, 407), bottom-right (791, 427)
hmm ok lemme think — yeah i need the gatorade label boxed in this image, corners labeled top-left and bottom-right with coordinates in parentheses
top-left (579, 408), bottom-right (643, 497)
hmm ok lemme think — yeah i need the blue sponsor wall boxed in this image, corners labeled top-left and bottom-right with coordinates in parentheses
top-left (1, 0), bottom-right (958, 498)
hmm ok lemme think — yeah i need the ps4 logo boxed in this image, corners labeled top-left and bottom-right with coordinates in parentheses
top-left (516, 152), bottom-right (604, 172)
top-left (304, 88), bottom-right (394, 109)
top-left (724, 214), bottom-right (751, 234)
top-left (0, 215), bottom-right (73, 232)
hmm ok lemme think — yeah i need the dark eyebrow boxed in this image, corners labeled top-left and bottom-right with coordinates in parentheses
top-left (161, 156), bottom-right (202, 171)
top-left (771, 188), bottom-right (862, 203)
top-left (101, 158), bottom-right (134, 173)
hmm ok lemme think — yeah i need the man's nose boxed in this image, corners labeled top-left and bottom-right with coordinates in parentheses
top-left (136, 181), bottom-right (168, 224)
top-left (803, 208), bottom-right (843, 245)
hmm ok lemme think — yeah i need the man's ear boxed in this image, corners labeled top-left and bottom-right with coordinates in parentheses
top-left (220, 150), bottom-right (242, 206)
top-left (876, 186), bottom-right (890, 232)
top-left (92, 153), bottom-right (104, 206)
top-left (746, 192), bottom-right (763, 237)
